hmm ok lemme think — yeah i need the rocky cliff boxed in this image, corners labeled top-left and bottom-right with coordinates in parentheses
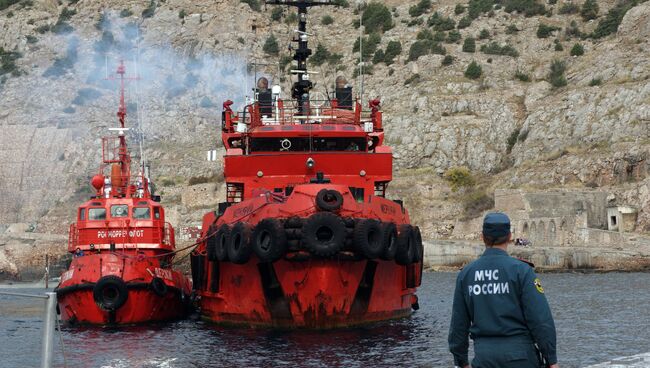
top-left (0, 0), bottom-right (648, 278)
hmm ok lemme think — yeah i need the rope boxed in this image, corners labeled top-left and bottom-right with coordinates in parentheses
top-left (56, 315), bottom-right (68, 368)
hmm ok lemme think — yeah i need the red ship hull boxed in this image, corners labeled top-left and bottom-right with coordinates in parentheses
top-left (57, 253), bottom-right (191, 325)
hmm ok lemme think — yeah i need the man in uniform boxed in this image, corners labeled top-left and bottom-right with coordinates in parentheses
top-left (448, 212), bottom-right (559, 368)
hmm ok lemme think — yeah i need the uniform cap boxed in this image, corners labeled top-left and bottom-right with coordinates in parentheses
top-left (482, 212), bottom-right (511, 238)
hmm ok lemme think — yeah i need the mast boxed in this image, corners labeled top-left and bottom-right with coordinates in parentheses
top-left (116, 60), bottom-right (130, 196)
top-left (265, 1), bottom-right (339, 112)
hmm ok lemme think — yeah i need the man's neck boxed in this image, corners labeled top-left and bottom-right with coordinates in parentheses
top-left (487, 243), bottom-right (509, 252)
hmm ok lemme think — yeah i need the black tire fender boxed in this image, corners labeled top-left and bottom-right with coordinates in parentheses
top-left (395, 224), bottom-right (416, 265)
top-left (252, 218), bottom-right (288, 263)
top-left (228, 222), bottom-right (253, 264)
top-left (380, 222), bottom-right (398, 261)
top-left (413, 226), bottom-right (424, 263)
top-left (301, 212), bottom-right (346, 257)
top-left (215, 224), bottom-right (231, 262)
top-left (93, 275), bottom-right (128, 311)
top-left (206, 224), bottom-right (219, 262)
top-left (315, 189), bottom-right (344, 212)
top-left (352, 219), bottom-right (383, 259)
top-left (150, 277), bottom-right (168, 297)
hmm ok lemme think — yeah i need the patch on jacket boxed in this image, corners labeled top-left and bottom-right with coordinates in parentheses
top-left (534, 278), bottom-right (544, 294)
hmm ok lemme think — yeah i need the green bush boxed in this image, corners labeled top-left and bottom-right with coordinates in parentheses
top-left (506, 24), bottom-right (519, 34)
top-left (457, 16), bottom-right (472, 29)
top-left (285, 12), bottom-right (298, 25)
top-left (279, 55), bottom-right (293, 71)
top-left (514, 70), bottom-right (531, 82)
top-left (434, 31), bottom-right (446, 42)
top-left (372, 49), bottom-right (385, 64)
top-left (427, 12), bottom-right (456, 31)
top-left (332, 0), bottom-right (350, 7)
top-left (431, 42), bottom-right (447, 55)
top-left (468, 0), bottom-right (495, 19)
top-left (241, 0), bottom-right (261, 11)
top-left (408, 40), bottom-right (433, 61)
top-left (570, 43), bottom-right (584, 56)
top-left (142, 0), bottom-right (156, 18)
top-left (503, 0), bottom-right (546, 16)
top-left (463, 37), bottom-right (476, 52)
top-left (558, 2), bottom-right (579, 14)
top-left (591, 0), bottom-right (636, 38)
top-left (464, 61), bottom-right (482, 79)
top-left (479, 28), bottom-right (491, 39)
top-left (549, 59), bottom-right (567, 88)
top-left (417, 29), bottom-right (435, 40)
top-left (0, 47), bottom-right (21, 77)
top-left (362, 2), bottom-right (393, 34)
top-left (480, 42), bottom-right (519, 57)
top-left (0, 0), bottom-right (20, 11)
top-left (120, 9), bottom-right (133, 17)
top-left (580, 0), bottom-right (599, 20)
top-left (26, 35), bottom-right (37, 44)
top-left (444, 166), bottom-right (476, 191)
top-left (455, 4), bottom-right (466, 14)
top-left (442, 55), bottom-right (454, 66)
top-left (589, 77), bottom-right (602, 86)
top-left (384, 40), bottom-right (402, 65)
top-left (506, 127), bottom-right (521, 153)
top-left (446, 30), bottom-right (462, 43)
top-left (353, 33), bottom-right (381, 59)
top-left (271, 8), bottom-right (283, 21)
top-left (537, 23), bottom-right (560, 38)
top-left (554, 39), bottom-right (564, 51)
top-left (409, 0), bottom-right (431, 17)
top-left (311, 44), bottom-right (330, 66)
top-left (179, 9), bottom-right (187, 18)
top-left (263, 35), bottom-right (279, 56)
top-left (321, 14), bottom-right (334, 25)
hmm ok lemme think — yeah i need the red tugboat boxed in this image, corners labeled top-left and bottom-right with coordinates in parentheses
top-left (55, 61), bottom-right (191, 325)
top-left (191, 0), bottom-right (423, 328)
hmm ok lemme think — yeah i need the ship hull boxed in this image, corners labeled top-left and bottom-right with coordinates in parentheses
top-left (197, 258), bottom-right (420, 328)
top-left (56, 253), bottom-right (191, 325)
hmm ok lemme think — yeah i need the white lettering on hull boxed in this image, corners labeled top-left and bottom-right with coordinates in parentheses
top-left (97, 230), bottom-right (145, 239)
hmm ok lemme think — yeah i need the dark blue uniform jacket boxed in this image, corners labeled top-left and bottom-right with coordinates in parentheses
top-left (448, 248), bottom-right (557, 366)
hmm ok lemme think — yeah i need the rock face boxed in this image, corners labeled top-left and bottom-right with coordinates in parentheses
top-left (0, 0), bottom-right (649, 277)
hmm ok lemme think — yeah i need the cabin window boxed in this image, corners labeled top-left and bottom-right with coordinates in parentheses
top-left (88, 208), bottom-right (106, 220)
top-left (153, 207), bottom-right (161, 219)
top-left (111, 205), bottom-right (129, 218)
top-left (133, 207), bottom-right (151, 219)
top-left (79, 208), bottom-right (86, 221)
top-left (249, 137), bottom-right (367, 152)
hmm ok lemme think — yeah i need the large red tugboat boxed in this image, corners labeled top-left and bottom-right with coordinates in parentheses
top-left (55, 61), bottom-right (191, 325)
top-left (191, 0), bottom-right (423, 328)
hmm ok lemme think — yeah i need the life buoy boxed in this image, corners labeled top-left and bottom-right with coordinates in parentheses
top-left (380, 222), bottom-right (398, 261)
top-left (395, 224), bottom-right (415, 265)
top-left (252, 218), bottom-right (287, 263)
top-left (413, 226), bottom-right (424, 263)
top-left (301, 212), bottom-right (346, 257)
top-left (228, 222), bottom-right (253, 264)
top-left (352, 219), bottom-right (383, 259)
top-left (206, 224), bottom-right (219, 261)
top-left (315, 189), bottom-right (344, 212)
top-left (215, 224), bottom-right (231, 261)
top-left (93, 275), bottom-right (128, 311)
top-left (150, 277), bottom-right (168, 297)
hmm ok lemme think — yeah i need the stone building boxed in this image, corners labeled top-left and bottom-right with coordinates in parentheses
top-left (607, 206), bottom-right (638, 232)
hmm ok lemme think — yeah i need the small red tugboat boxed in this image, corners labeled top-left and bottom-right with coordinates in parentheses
top-left (56, 61), bottom-right (191, 325)
top-left (191, 0), bottom-right (423, 328)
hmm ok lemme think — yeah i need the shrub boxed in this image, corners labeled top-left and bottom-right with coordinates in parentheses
top-left (142, 0), bottom-right (156, 18)
top-left (188, 174), bottom-right (220, 186)
top-left (558, 2), bottom-right (579, 14)
top-left (589, 77), bottom-right (602, 86)
top-left (120, 8), bottom-right (133, 17)
top-left (0, 47), bottom-right (21, 77)
top-left (537, 23), bottom-right (560, 38)
top-left (409, 0), bottom-right (431, 17)
top-left (372, 49), bottom-right (384, 64)
top-left (179, 9), bottom-right (187, 18)
top-left (515, 70), bottom-right (531, 81)
top-left (271, 8), bottom-right (283, 21)
top-left (311, 44), bottom-right (330, 66)
top-left (362, 2), bottom-right (393, 34)
top-left (36, 25), bottom-right (50, 34)
top-left (554, 39), bottom-right (564, 51)
top-left (480, 42), bottom-right (519, 57)
top-left (503, 0), bottom-right (547, 16)
top-left (591, 0), bottom-right (636, 38)
top-left (321, 14), bottom-right (334, 25)
top-left (263, 35), bottom-right (279, 56)
top-left (428, 12), bottom-right (456, 31)
top-left (565, 20), bottom-right (584, 38)
top-left (457, 16), bottom-right (472, 29)
top-left (408, 40), bottom-right (433, 61)
top-left (463, 190), bottom-right (495, 219)
top-left (455, 4), bottom-right (466, 14)
top-left (441, 55), bottom-right (454, 66)
top-left (417, 29), bottom-right (435, 40)
top-left (446, 30), bottom-right (462, 43)
top-left (434, 31), bottom-right (446, 41)
top-left (285, 12), bottom-right (298, 25)
top-left (465, 61), bottom-right (482, 79)
top-left (241, 0), bottom-right (261, 11)
top-left (384, 40), bottom-right (402, 65)
top-left (468, 0), bottom-right (495, 19)
top-left (463, 37), bottom-right (476, 52)
top-left (570, 43), bottom-right (584, 56)
top-left (353, 33), bottom-right (381, 59)
top-left (506, 127), bottom-right (521, 153)
top-left (580, 0), bottom-right (599, 20)
top-left (506, 24), bottom-right (519, 34)
top-left (479, 28), bottom-right (491, 39)
top-left (549, 59), bottom-right (567, 88)
top-left (332, 0), bottom-right (350, 7)
top-left (404, 73), bottom-right (421, 85)
top-left (26, 35), bottom-right (37, 44)
top-left (444, 166), bottom-right (475, 191)
top-left (0, 0), bottom-right (20, 11)
top-left (431, 42), bottom-right (447, 55)
top-left (279, 55), bottom-right (293, 70)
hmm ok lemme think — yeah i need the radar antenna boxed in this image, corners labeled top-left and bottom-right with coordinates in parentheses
top-left (265, 1), bottom-right (340, 113)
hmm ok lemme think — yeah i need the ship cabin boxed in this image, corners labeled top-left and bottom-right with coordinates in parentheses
top-left (68, 197), bottom-right (174, 254)
top-left (220, 81), bottom-right (392, 205)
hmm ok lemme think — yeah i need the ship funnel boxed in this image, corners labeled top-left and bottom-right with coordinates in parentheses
top-left (335, 76), bottom-right (353, 110)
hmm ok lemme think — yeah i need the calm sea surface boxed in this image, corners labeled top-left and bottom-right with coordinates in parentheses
top-left (1, 272), bottom-right (649, 368)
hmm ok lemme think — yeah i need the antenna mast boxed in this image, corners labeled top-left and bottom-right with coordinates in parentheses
top-left (265, 1), bottom-right (339, 113)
